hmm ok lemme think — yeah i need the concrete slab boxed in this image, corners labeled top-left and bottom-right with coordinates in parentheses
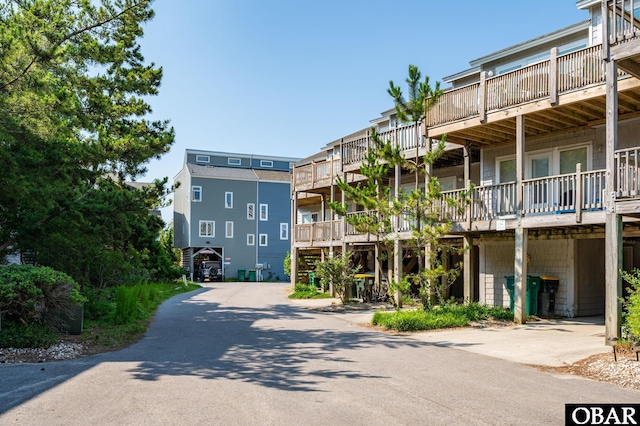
top-left (289, 297), bottom-right (611, 367)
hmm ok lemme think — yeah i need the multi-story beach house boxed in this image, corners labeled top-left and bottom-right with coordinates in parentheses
top-left (174, 150), bottom-right (299, 282)
top-left (290, 0), bottom-right (640, 343)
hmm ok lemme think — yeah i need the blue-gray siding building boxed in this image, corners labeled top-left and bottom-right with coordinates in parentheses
top-left (174, 150), bottom-right (299, 281)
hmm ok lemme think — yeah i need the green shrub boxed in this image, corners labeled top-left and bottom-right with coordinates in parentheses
top-left (288, 290), bottom-right (332, 300)
top-left (0, 321), bottom-right (59, 348)
top-left (621, 269), bottom-right (640, 338)
top-left (83, 287), bottom-right (116, 322)
top-left (0, 264), bottom-right (85, 326)
top-left (371, 303), bottom-right (513, 331)
top-left (294, 283), bottom-right (312, 292)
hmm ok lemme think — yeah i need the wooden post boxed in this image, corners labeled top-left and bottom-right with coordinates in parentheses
top-left (291, 247), bottom-right (298, 287)
top-left (464, 142), bottom-right (472, 229)
top-left (394, 239), bottom-right (403, 308)
top-left (575, 163), bottom-right (583, 223)
top-left (463, 234), bottom-right (474, 304)
top-left (605, 56), bottom-right (622, 344)
top-left (479, 71), bottom-right (487, 123)
top-left (549, 47), bottom-right (559, 106)
top-left (516, 116), bottom-right (525, 217)
top-left (514, 115), bottom-right (527, 325)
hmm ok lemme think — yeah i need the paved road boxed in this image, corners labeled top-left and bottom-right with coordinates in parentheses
top-left (1, 282), bottom-right (638, 425)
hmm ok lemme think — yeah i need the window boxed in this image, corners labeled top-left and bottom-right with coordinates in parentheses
top-left (498, 158), bottom-right (516, 184)
top-left (260, 160), bottom-right (273, 168)
top-left (259, 204), bottom-right (268, 221)
top-left (559, 146), bottom-right (588, 174)
top-left (195, 155), bottom-right (210, 163)
top-left (228, 158), bottom-right (241, 166)
top-left (225, 192), bottom-right (233, 209)
top-left (280, 223), bottom-right (288, 240)
top-left (289, 162), bottom-right (295, 169)
top-left (247, 234), bottom-right (255, 246)
top-left (199, 220), bottom-right (214, 237)
top-left (259, 234), bottom-right (268, 246)
top-left (247, 203), bottom-right (255, 220)
top-left (192, 186), bottom-right (202, 202)
top-left (225, 221), bottom-right (234, 238)
top-left (439, 176), bottom-right (456, 191)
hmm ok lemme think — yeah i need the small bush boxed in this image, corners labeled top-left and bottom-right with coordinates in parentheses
top-left (0, 264), bottom-right (85, 326)
top-left (621, 269), bottom-right (640, 338)
top-left (294, 283), bottom-right (312, 292)
top-left (0, 322), bottom-right (59, 348)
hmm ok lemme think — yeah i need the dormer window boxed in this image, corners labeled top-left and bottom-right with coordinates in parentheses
top-left (260, 160), bottom-right (273, 168)
top-left (228, 158), bottom-right (241, 166)
top-left (196, 155), bottom-right (210, 163)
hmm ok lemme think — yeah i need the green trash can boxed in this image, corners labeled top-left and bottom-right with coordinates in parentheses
top-left (504, 275), bottom-right (540, 316)
top-left (238, 270), bottom-right (246, 281)
top-left (248, 270), bottom-right (256, 282)
top-left (308, 272), bottom-right (320, 287)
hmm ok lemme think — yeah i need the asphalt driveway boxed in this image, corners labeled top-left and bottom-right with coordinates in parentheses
top-left (0, 282), bottom-right (637, 425)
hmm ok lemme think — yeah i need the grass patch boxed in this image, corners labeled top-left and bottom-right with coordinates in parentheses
top-left (288, 283), bottom-right (333, 299)
top-left (80, 281), bottom-right (200, 349)
top-left (371, 303), bottom-right (513, 332)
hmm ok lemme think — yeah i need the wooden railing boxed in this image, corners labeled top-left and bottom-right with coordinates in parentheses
top-left (429, 83), bottom-right (479, 127)
top-left (345, 210), bottom-right (379, 236)
top-left (557, 46), bottom-right (605, 92)
top-left (294, 221), bottom-right (343, 244)
top-left (487, 61), bottom-right (550, 111)
top-left (439, 189), bottom-right (469, 223)
top-left (425, 44), bottom-right (629, 128)
top-left (293, 158), bottom-right (341, 190)
top-left (608, 0), bottom-right (640, 45)
top-left (294, 169), bottom-right (611, 245)
top-left (616, 147), bottom-right (640, 197)
top-left (473, 182), bottom-right (517, 220)
top-left (342, 123), bottom-right (423, 167)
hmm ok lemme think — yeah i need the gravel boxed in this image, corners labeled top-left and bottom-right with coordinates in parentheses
top-left (0, 341), bottom-right (89, 364)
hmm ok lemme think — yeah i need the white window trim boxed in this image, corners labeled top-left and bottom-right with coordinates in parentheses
top-left (225, 192), bottom-right (233, 209)
top-left (260, 160), bottom-right (273, 168)
top-left (247, 234), bottom-right (255, 246)
top-left (199, 220), bottom-right (215, 237)
top-left (247, 203), bottom-right (255, 220)
top-left (259, 233), bottom-right (268, 246)
top-left (259, 204), bottom-right (268, 221)
top-left (225, 221), bottom-right (234, 238)
top-left (280, 223), bottom-right (289, 240)
top-left (192, 186), bottom-right (202, 202)
top-left (195, 155), bottom-right (210, 163)
top-left (228, 158), bottom-right (241, 166)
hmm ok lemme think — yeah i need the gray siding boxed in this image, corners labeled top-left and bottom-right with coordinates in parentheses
top-left (173, 169), bottom-right (190, 249)
top-left (256, 181), bottom-right (291, 281)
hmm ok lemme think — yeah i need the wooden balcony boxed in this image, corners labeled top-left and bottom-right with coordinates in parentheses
top-left (293, 147), bottom-right (640, 246)
top-left (293, 158), bottom-right (341, 192)
top-left (294, 220), bottom-right (343, 246)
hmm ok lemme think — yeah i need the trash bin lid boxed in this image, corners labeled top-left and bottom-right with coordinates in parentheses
top-left (540, 275), bottom-right (558, 280)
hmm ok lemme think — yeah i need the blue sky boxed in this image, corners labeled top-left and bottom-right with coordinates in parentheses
top-left (138, 1), bottom-right (588, 218)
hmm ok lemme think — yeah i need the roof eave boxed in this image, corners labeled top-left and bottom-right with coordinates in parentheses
top-left (469, 20), bottom-right (590, 67)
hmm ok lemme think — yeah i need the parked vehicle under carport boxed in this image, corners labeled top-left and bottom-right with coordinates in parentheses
top-left (197, 260), bottom-right (223, 282)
